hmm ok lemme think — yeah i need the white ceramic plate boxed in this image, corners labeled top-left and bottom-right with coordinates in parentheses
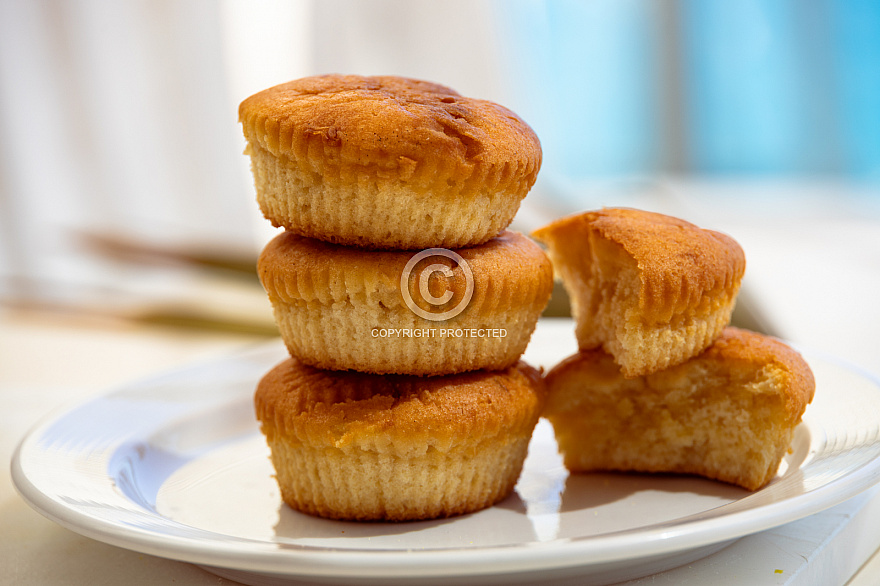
top-left (12, 320), bottom-right (880, 586)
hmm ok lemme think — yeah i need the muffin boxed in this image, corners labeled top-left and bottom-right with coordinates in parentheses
top-left (257, 230), bottom-right (553, 376)
top-left (254, 357), bottom-right (547, 521)
top-left (239, 74), bottom-right (542, 250)
top-left (533, 208), bottom-right (745, 377)
top-left (543, 327), bottom-right (815, 491)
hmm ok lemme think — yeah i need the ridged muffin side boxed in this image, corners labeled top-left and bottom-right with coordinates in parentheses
top-left (257, 230), bottom-right (554, 375)
top-left (255, 358), bottom-right (547, 521)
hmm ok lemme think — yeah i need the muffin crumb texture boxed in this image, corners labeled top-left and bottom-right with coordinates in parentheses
top-left (544, 328), bottom-right (815, 491)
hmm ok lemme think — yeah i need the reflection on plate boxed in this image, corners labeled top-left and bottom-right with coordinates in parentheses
top-left (12, 320), bottom-right (880, 586)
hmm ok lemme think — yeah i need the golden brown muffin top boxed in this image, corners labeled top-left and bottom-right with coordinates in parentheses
top-left (532, 207), bottom-right (746, 321)
top-left (701, 327), bottom-right (816, 418)
top-left (257, 229), bottom-right (553, 317)
top-left (254, 357), bottom-right (546, 455)
top-left (239, 74), bottom-right (541, 197)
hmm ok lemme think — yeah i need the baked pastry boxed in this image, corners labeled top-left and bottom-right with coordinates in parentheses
top-left (257, 230), bottom-right (553, 375)
top-left (533, 208), bottom-right (745, 377)
top-left (254, 357), bottom-right (547, 521)
top-left (239, 74), bottom-right (542, 250)
top-left (543, 327), bottom-right (815, 491)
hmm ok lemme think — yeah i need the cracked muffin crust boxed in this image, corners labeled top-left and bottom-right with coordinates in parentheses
top-left (239, 74), bottom-right (542, 249)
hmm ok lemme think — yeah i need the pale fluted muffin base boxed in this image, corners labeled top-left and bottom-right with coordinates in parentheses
top-left (272, 300), bottom-right (540, 375)
top-left (248, 145), bottom-right (525, 250)
top-left (590, 290), bottom-right (739, 379)
top-left (266, 433), bottom-right (529, 521)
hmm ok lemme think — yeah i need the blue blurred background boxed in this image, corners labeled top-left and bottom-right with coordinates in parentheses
top-left (502, 0), bottom-right (880, 185)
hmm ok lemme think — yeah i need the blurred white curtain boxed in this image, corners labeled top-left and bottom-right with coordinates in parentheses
top-left (309, 0), bottom-right (505, 103)
top-left (0, 0), bottom-right (510, 310)
top-left (0, 0), bottom-right (270, 308)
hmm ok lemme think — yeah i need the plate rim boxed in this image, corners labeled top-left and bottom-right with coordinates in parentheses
top-left (11, 337), bottom-right (880, 579)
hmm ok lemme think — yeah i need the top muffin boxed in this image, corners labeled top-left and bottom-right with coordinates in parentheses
top-left (239, 75), bottom-right (542, 250)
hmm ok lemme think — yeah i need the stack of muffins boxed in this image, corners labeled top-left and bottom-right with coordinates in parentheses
top-left (533, 208), bottom-right (815, 491)
top-left (239, 75), bottom-right (554, 521)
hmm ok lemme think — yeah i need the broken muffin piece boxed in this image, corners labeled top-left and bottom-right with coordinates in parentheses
top-left (533, 208), bottom-right (746, 377)
top-left (543, 327), bottom-right (815, 491)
